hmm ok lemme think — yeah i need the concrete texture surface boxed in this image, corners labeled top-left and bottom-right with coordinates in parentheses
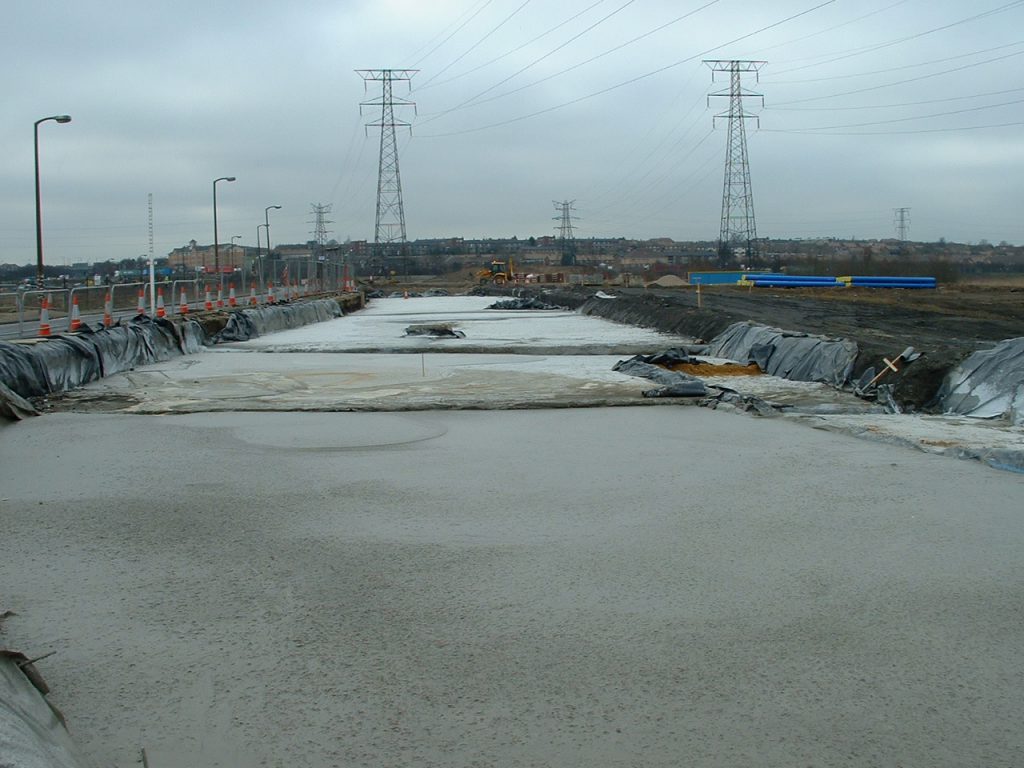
top-left (2, 407), bottom-right (1023, 768)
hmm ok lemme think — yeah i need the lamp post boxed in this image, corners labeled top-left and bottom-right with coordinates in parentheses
top-left (256, 225), bottom-right (265, 290)
top-left (264, 205), bottom-right (281, 284)
top-left (213, 176), bottom-right (236, 293)
top-left (230, 234), bottom-right (241, 273)
top-left (34, 114), bottom-right (72, 287)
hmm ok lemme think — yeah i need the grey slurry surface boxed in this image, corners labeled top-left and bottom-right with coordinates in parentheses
top-left (1, 408), bottom-right (1022, 767)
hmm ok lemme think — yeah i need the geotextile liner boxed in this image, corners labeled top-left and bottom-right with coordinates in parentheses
top-left (214, 299), bottom-right (342, 341)
top-left (0, 652), bottom-right (90, 768)
top-left (0, 316), bottom-right (200, 399)
top-left (612, 357), bottom-right (707, 398)
top-left (706, 321), bottom-right (858, 388)
top-left (935, 337), bottom-right (1024, 425)
top-left (0, 302), bottom-right (342, 403)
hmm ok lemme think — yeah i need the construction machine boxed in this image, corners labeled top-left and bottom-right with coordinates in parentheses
top-left (477, 258), bottom-right (515, 285)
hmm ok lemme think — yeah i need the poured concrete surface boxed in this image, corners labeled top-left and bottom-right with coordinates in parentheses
top-left (2, 408), bottom-right (1023, 768)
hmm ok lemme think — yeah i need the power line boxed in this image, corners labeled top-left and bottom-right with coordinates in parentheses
top-left (767, 86), bottom-right (1024, 111)
top-left (765, 40), bottom-right (1024, 84)
top-left (407, 0), bottom-right (497, 68)
top-left (767, 97), bottom-right (1024, 132)
top-left (421, 0), bottom-right (720, 121)
top-left (413, 0), bottom-right (610, 92)
top-left (748, 0), bottom-right (911, 58)
top-left (769, 0), bottom-right (1024, 76)
top-left (417, 0), bottom-right (836, 138)
top-left (417, 0), bottom-right (640, 124)
top-left (762, 119), bottom-right (1024, 136)
top-left (772, 48), bottom-right (1024, 106)
top-left (415, 0), bottom-right (535, 90)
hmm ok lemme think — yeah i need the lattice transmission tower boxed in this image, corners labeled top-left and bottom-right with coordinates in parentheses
top-left (553, 200), bottom-right (578, 266)
top-left (894, 207), bottom-right (911, 242)
top-left (356, 69), bottom-right (417, 261)
top-left (705, 60), bottom-right (766, 267)
top-left (310, 203), bottom-right (334, 247)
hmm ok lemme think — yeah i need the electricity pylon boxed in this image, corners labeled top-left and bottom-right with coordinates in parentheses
top-left (705, 59), bottom-right (765, 267)
top-left (553, 200), bottom-right (578, 266)
top-left (310, 203), bottom-right (333, 247)
top-left (356, 69), bottom-right (417, 261)
top-left (894, 207), bottom-right (911, 242)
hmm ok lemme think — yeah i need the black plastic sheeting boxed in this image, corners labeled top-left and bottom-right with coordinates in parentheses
top-left (0, 301), bottom-right (342, 408)
top-left (612, 357), bottom-right (707, 398)
top-left (214, 299), bottom-right (342, 342)
top-left (705, 321), bottom-right (858, 388)
top-left (487, 298), bottom-right (566, 311)
top-left (935, 337), bottom-right (1024, 425)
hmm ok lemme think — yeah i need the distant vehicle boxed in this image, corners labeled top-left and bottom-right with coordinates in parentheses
top-left (477, 258), bottom-right (515, 285)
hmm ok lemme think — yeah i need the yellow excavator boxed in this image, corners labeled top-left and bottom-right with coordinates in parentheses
top-left (477, 257), bottom-right (515, 285)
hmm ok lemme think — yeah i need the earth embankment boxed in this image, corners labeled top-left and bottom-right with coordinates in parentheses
top-left (514, 283), bottom-right (1024, 410)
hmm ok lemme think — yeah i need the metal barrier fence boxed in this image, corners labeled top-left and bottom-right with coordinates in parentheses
top-left (1, 271), bottom-right (347, 339)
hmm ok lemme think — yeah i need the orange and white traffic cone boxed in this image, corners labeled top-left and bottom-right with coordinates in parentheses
top-left (38, 297), bottom-right (52, 337)
top-left (204, 290), bottom-right (213, 311)
top-left (249, 283), bottom-right (258, 306)
top-left (267, 282), bottom-right (276, 304)
top-left (179, 288), bottom-right (189, 315)
top-left (156, 287), bottom-right (166, 318)
top-left (228, 284), bottom-right (237, 307)
top-left (216, 288), bottom-right (224, 309)
top-left (136, 289), bottom-right (145, 315)
top-left (103, 292), bottom-right (113, 327)
top-left (69, 295), bottom-right (82, 331)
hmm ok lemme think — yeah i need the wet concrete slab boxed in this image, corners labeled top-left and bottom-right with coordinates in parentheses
top-left (2, 408), bottom-right (1023, 768)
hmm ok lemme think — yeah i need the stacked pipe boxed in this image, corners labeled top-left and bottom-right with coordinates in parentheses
top-left (739, 274), bottom-right (937, 289)
top-left (838, 275), bottom-right (937, 289)
top-left (739, 274), bottom-right (842, 288)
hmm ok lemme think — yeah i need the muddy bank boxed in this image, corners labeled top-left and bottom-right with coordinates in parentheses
top-left (515, 285), bottom-right (1024, 411)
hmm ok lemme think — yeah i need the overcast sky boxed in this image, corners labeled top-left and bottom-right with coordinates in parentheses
top-left (4, 0), bottom-right (1023, 266)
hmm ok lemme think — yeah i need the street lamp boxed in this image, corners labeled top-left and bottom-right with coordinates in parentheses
top-left (256, 225), bottom-right (265, 289)
top-left (230, 235), bottom-right (242, 282)
top-left (264, 205), bottom-right (281, 287)
top-left (213, 176), bottom-right (236, 293)
top-left (34, 114), bottom-right (72, 286)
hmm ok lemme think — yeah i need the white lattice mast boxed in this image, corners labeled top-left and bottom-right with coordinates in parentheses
top-left (356, 69), bottom-right (417, 260)
top-left (705, 60), bottom-right (765, 266)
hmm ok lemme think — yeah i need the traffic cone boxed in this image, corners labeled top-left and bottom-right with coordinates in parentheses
top-left (216, 288), bottom-right (224, 309)
top-left (156, 287), bottom-right (166, 318)
top-left (180, 288), bottom-right (189, 315)
top-left (267, 282), bottom-right (276, 304)
top-left (228, 284), bottom-right (237, 307)
top-left (103, 292), bottom-right (113, 327)
top-left (249, 283), bottom-right (258, 306)
top-left (204, 290), bottom-right (213, 311)
top-left (38, 297), bottom-right (51, 337)
top-left (136, 289), bottom-right (145, 315)
top-left (69, 295), bottom-right (82, 331)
